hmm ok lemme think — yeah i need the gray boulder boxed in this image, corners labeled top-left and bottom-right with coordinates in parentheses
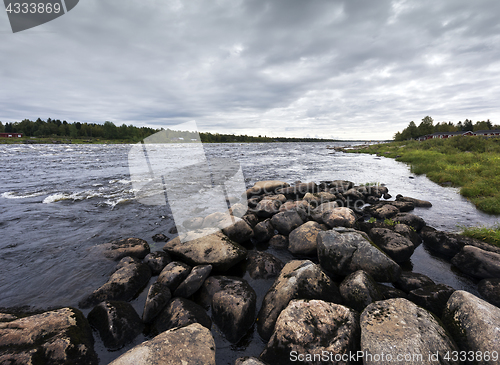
top-left (317, 228), bottom-right (401, 282)
top-left (212, 280), bottom-right (257, 343)
top-left (255, 199), bottom-right (282, 218)
top-left (253, 219), bottom-right (275, 243)
top-left (394, 271), bottom-right (435, 293)
top-left (174, 264), bottom-right (212, 298)
top-left (395, 194), bottom-right (432, 207)
top-left (163, 231), bottom-right (247, 271)
top-left (0, 307), bottom-right (97, 365)
top-left (310, 201), bottom-right (338, 222)
top-left (443, 290), bottom-right (500, 361)
top-left (151, 297), bottom-right (211, 335)
top-left (79, 262), bottom-right (152, 308)
top-left (257, 260), bottom-right (342, 341)
top-left (365, 204), bottom-right (399, 219)
top-left (270, 210), bottom-right (304, 236)
top-left (102, 237), bottom-right (150, 260)
top-left (369, 228), bottom-right (415, 263)
top-left (260, 300), bottom-right (360, 365)
top-left (393, 223), bottom-right (421, 247)
top-left (142, 282), bottom-right (171, 323)
top-left (87, 301), bottom-right (143, 350)
top-left (108, 323), bottom-right (215, 365)
top-left (222, 219), bottom-right (254, 244)
top-left (194, 276), bottom-right (248, 309)
top-left (408, 284), bottom-right (455, 317)
top-left (361, 298), bottom-right (459, 365)
top-left (321, 207), bottom-right (356, 228)
top-left (451, 245), bottom-right (500, 279)
top-left (246, 251), bottom-right (284, 279)
top-left (478, 278), bottom-right (500, 307)
top-left (157, 261), bottom-right (191, 291)
top-left (288, 221), bottom-right (323, 256)
top-left (421, 229), bottom-right (469, 258)
top-left (339, 270), bottom-right (382, 312)
top-left (143, 251), bottom-right (171, 275)
top-left (391, 213), bottom-right (426, 231)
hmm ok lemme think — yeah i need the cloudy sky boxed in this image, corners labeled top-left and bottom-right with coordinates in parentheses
top-left (1, 0), bottom-right (500, 140)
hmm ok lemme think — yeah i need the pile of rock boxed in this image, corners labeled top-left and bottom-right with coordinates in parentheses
top-left (2, 179), bottom-right (500, 364)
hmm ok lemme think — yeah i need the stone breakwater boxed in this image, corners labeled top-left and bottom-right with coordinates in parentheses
top-left (1, 179), bottom-right (500, 364)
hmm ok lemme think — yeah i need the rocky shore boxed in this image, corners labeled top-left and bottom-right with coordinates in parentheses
top-left (1, 179), bottom-right (500, 364)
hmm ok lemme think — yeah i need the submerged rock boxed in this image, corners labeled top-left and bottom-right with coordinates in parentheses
top-left (451, 245), bottom-right (500, 279)
top-left (0, 307), bottom-right (97, 365)
top-left (102, 237), bottom-right (150, 261)
top-left (87, 301), bottom-right (143, 351)
top-left (260, 300), bottom-right (360, 365)
top-left (108, 323), bottom-right (215, 365)
top-left (151, 297), bottom-right (211, 335)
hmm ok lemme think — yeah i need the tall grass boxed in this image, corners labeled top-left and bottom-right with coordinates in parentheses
top-left (348, 137), bottom-right (500, 214)
top-left (461, 225), bottom-right (500, 248)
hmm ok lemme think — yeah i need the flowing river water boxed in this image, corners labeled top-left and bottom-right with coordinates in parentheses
top-left (1, 142), bottom-right (499, 363)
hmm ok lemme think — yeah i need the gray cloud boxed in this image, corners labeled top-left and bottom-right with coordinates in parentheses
top-left (1, 0), bottom-right (500, 139)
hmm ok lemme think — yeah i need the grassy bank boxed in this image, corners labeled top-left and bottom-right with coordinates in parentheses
top-left (461, 226), bottom-right (500, 248)
top-left (346, 136), bottom-right (500, 214)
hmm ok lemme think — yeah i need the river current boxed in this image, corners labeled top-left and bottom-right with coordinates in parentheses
top-left (1, 142), bottom-right (499, 363)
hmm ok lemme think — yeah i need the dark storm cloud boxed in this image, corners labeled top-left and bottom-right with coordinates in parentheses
top-left (1, 0), bottom-right (500, 139)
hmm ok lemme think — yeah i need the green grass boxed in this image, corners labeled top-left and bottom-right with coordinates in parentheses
top-left (346, 136), bottom-right (500, 214)
top-left (461, 225), bottom-right (500, 248)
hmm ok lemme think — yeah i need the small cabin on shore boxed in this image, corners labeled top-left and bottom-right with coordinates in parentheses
top-left (474, 129), bottom-right (500, 136)
top-left (0, 132), bottom-right (23, 138)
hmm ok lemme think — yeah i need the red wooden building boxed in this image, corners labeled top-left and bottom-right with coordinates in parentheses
top-left (0, 133), bottom-right (23, 138)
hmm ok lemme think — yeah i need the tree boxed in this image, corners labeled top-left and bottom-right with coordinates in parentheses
top-left (103, 121), bottom-right (118, 139)
top-left (407, 121), bottom-right (419, 138)
top-left (0, 122), bottom-right (4, 133)
top-left (417, 116), bottom-right (434, 136)
top-left (463, 119), bottom-right (473, 132)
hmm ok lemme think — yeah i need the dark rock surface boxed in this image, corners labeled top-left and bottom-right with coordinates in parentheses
top-left (394, 271), bottom-right (435, 293)
top-left (288, 221), bottom-right (323, 256)
top-left (339, 270), bottom-right (382, 312)
top-left (408, 284), bottom-right (455, 317)
top-left (142, 282), bottom-right (172, 323)
top-left (222, 219), bottom-right (254, 244)
top-left (270, 210), bottom-right (304, 236)
top-left (142, 251), bottom-right (171, 275)
top-left (268, 234), bottom-right (288, 249)
top-left (252, 219), bottom-right (275, 243)
top-left (478, 278), bottom-right (500, 307)
top-left (451, 245), bottom-right (500, 279)
top-left (156, 261), bottom-right (192, 291)
top-left (102, 237), bottom-right (150, 261)
top-left (151, 297), bottom-right (211, 335)
top-left (246, 251), bottom-right (284, 279)
top-left (369, 227), bottom-right (415, 263)
top-left (391, 213), bottom-right (426, 231)
top-left (174, 264), bottom-right (213, 298)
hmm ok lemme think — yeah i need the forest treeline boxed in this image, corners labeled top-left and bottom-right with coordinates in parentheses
top-left (0, 118), bottom-right (338, 143)
top-left (394, 116), bottom-right (500, 141)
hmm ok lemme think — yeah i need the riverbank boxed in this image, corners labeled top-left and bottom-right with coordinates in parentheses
top-left (341, 136), bottom-right (500, 215)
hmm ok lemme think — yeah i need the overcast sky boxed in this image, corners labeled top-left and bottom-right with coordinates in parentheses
top-left (1, 0), bottom-right (500, 140)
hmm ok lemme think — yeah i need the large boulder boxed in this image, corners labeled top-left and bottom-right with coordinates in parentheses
top-left (369, 228), bottom-right (415, 263)
top-left (395, 194), bottom-right (432, 207)
top-left (102, 237), bottom-right (150, 260)
top-left (157, 261), bottom-right (191, 291)
top-left (288, 221), bottom-right (323, 256)
top-left (268, 234), bottom-right (288, 249)
top-left (255, 199), bottom-right (282, 218)
top-left (391, 213), bottom-right (426, 231)
top-left (394, 271), bottom-right (435, 293)
top-left (478, 278), bottom-right (500, 307)
top-left (257, 260), bottom-right (342, 341)
top-left (443, 290), bottom-right (500, 360)
top-left (321, 207), bottom-right (356, 228)
top-left (252, 219), bottom-right (275, 243)
top-left (174, 264), bottom-right (213, 298)
top-left (310, 201), bottom-right (339, 222)
top-left (260, 300), bottom-right (360, 365)
top-left (317, 228), bottom-right (401, 282)
top-left (421, 229), bottom-right (470, 258)
top-left (222, 219), bottom-right (254, 244)
top-left (246, 251), bottom-right (284, 279)
top-left (212, 280), bottom-right (257, 343)
top-left (163, 231), bottom-right (247, 271)
top-left (108, 323), bottom-right (216, 365)
top-left (270, 210), bottom-right (304, 236)
top-left (142, 282), bottom-right (171, 323)
top-left (87, 301), bottom-right (143, 350)
top-left (246, 180), bottom-right (290, 197)
top-left (393, 223), bottom-right (421, 247)
top-left (339, 270), bottom-right (382, 312)
top-left (142, 251), bottom-right (171, 275)
top-left (79, 262), bottom-right (152, 308)
top-left (361, 298), bottom-right (459, 365)
top-left (451, 246), bottom-right (500, 279)
top-left (0, 308), bottom-right (97, 365)
top-left (408, 284), bottom-right (455, 317)
top-left (151, 297), bottom-right (211, 335)
top-left (365, 204), bottom-right (399, 219)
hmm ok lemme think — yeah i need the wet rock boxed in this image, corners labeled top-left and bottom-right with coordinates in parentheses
top-left (386, 200), bottom-right (415, 212)
top-left (260, 300), bottom-right (360, 365)
top-left (343, 187), bottom-right (364, 200)
top-left (157, 261), bottom-right (191, 291)
top-left (212, 281), bottom-right (257, 343)
top-left (253, 219), bottom-right (275, 243)
top-left (142, 282), bottom-right (172, 323)
top-left (0, 307), bottom-right (97, 365)
top-left (151, 297), bottom-right (211, 335)
top-left (270, 210), bottom-right (304, 236)
top-left (143, 251), bottom-right (171, 275)
top-left (451, 245), bottom-right (500, 279)
top-left (394, 271), bottom-right (435, 293)
top-left (276, 182), bottom-right (318, 198)
top-left (277, 201), bottom-right (309, 221)
top-left (268, 234), bottom-right (288, 249)
top-left (168, 226), bottom-right (178, 234)
top-left (478, 278), bottom-right (500, 307)
top-left (326, 180), bottom-right (355, 191)
top-left (361, 298), bottom-right (459, 365)
top-left (365, 203), bottom-right (399, 219)
top-left (443, 291), bottom-right (500, 358)
top-left (317, 228), bottom-right (401, 282)
top-left (152, 233), bottom-right (168, 242)
top-left (246, 251), bottom-right (284, 279)
top-left (255, 199), bottom-right (282, 218)
top-left (321, 207), bottom-right (356, 228)
top-left (79, 262), bottom-right (152, 308)
top-left (222, 219), bottom-right (254, 243)
top-left (257, 260), bottom-right (342, 341)
top-left (369, 228), bottom-right (415, 263)
top-left (309, 201), bottom-right (339, 222)
top-left (288, 221), bottom-right (323, 256)
top-left (174, 264), bottom-right (213, 298)
top-left (377, 284), bottom-right (408, 300)
top-left (108, 323), bottom-right (215, 365)
top-left (408, 284), bottom-right (455, 317)
top-left (393, 223), bottom-right (421, 246)
top-left (163, 231), bottom-right (247, 271)
top-left (395, 194), bottom-right (432, 207)
top-left (114, 256), bottom-right (139, 272)
top-left (235, 357), bottom-right (268, 365)
top-left (102, 237), bottom-right (151, 260)
top-left (339, 270), bottom-right (383, 312)
top-left (242, 213), bottom-right (259, 228)
top-left (88, 301), bottom-right (143, 351)
top-left (391, 213), bottom-right (426, 231)
top-left (421, 229), bottom-right (469, 258)
top-left (194, 276), bottom-right (249, 309)
top-left (246, 180), bottom-right (290, 197)
top-left (247, 196), bottom-right (262, 209)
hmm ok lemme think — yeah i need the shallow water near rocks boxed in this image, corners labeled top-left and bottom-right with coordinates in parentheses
top-left (1, 142), bottom-right (499, 364)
